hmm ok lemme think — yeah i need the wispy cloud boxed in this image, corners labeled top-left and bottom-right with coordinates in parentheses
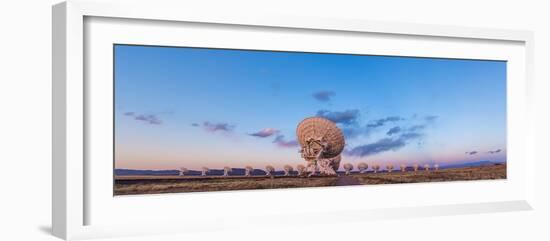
top-left (386, 126), bottom-right (401, 136)
top-left (249, 128), bottom-right (279, 138)
top-left (399, 132), bottom-right (423, 140)
top-left (425, 115), bottom-right (439, 122)
top-left (312, 91), bottom-right (336, 102)
top-left (201, 121), bottom-right (235, 133)
top-left (273, 135), bottom-right (299, 148)
top-left (465, 151), bottom-right (478, 155)
top-left (316, 109), bottom-right (360, 126)
top-left (366, 116), bottom-right (404, 128)
top-left (345, 129), bottom-right (424, 157)
top-left (341, 127), bottom-right (362, 139)
top-left (488, 149), bottom-right (502, 154)
top-left (123, 112), bottom-right (162, 125)
top-left (191, 123), bottom-right (199, 127)
top-left (346, 138), bottom-right (406, 157)
top-left (408, 124), bottom-right (426, 132)
top-left (345, 114), bottom-right (437, 157)
top-left (135, 114), bottom-right (162, 125)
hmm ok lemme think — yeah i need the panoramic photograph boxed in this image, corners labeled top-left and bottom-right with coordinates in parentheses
top-left (113, 44), bottom-right (507, 195)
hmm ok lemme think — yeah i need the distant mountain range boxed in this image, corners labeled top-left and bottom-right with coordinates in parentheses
top-left (440, 160), bottom-right (505, 169)
top-left (115, 160), bottom-right (505, 176)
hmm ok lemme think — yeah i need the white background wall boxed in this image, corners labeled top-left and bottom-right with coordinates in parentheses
top-left (0, 0), bottom-right (548, 240)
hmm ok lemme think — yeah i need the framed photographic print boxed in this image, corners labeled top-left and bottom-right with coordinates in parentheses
top-left (113, 44), bottom-right (508, 195)
top-left (52, 0), bottom-right (535, 240)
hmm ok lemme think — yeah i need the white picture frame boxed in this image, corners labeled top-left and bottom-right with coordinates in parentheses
top-left (52, 0), bottom-right (535, 240)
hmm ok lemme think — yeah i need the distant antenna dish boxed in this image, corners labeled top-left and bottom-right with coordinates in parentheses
top-left (296, 117), bottom-right (345, 176)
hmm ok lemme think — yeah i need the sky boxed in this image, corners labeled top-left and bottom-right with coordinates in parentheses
top-left (114, 44), bottom-right (507, 171)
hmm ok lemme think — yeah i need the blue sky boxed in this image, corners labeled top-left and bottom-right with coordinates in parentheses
top-left (114, 45), bottom-right (506, 170)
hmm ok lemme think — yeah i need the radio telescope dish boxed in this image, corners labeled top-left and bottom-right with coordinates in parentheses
top-left (330, 154), bottom-right (342, 171)
top-left (296, 117), bottom-right (345, 176)
top-left (297, 117), bottom-right (345, 159)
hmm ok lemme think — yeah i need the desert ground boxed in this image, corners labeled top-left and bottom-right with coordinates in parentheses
top-left (114, 164), bottom-right (506, 195)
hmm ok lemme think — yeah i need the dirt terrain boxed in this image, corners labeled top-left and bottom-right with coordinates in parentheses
top-left (334, 175), bottom-right (361, 186)
top-left (352, 164), bottom-right (506, 185)
top-left (114, 164), bottom-right (505, 195)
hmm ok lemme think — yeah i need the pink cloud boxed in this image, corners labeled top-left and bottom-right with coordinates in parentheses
top-left (249, 128), bottom-right (280, 138)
